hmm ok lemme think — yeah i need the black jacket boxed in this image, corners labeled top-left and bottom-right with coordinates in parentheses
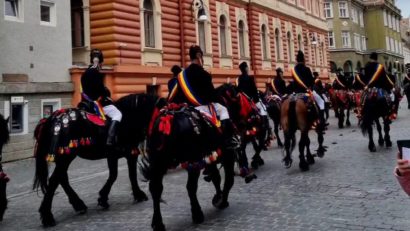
top-left (237, 73), bottom-right (259, 102)
top-left (290, 63), bottom-right (314, 93)
top-left (81, 68), bottom-right (110, 104)
top-left (403, 74), bottom-right (410, 86)
top-left (270, 77), bottom-right (287, 95)
top-left (169, 63), bottom-right (215, 106)
top-left (351, 74), bottom-right (366, 90)
top-left (332, 75), bottom-right (349, 90)
top-left (364, 62), bottom-right (393, 92)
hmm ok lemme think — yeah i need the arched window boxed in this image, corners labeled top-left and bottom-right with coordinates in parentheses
top-left (198, 10), bottom-right (206, 52)
top-left (330, 61), bottom-right (337, 73)
top-left (238, 20), bottom-right (245, 58)
top-left (275, 28), bottom-right (280, 60)
top-left (287, 31), bottom-right (292, 61)
top-left (219, 15), bottom-right (227, 56)
top-left (261, 24), bottom-right (268, 60)
top-left (71, 0), bottom-right (84, 47)
top-left (143, 0), bottom-right (155, 48)
top-left (298, 34), bottom-right (302, 51)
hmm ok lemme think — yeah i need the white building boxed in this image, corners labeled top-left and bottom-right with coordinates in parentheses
top-left (0, 0), bottom-right (73, 161)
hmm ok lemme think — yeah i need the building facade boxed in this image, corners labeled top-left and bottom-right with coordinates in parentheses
top-left (70, 0), bottom-right (330, 105)
top-left (326, 0), bottom-right (404, 80)
top-left (0, 0), bottom-right (73, 161)
top-left (400, 18), bottom-right (410, 66)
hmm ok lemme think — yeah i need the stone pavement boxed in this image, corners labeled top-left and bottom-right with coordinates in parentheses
top-left (1, 101), bottom-right (410, 231)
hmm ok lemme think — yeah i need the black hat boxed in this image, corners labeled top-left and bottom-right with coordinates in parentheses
top-left (370, 52), bottom-right (378, 61)
top-left (239, 62), bottom-right (248, 73)
top-left (296, 50), bottom-right (305, 62)
top-left (90, 49), bottom-right (104, 64)
top-left (171, 65), bottom-right (182, 76)
top-left (189, 45), bottom-right (203, 60)
top-left (276, 67), bottom-right (283, 74)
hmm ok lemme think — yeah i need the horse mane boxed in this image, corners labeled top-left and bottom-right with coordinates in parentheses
top-left (0, 114), bottom-right (10, 145)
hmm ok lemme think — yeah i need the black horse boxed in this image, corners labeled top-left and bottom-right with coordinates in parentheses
top-left (360, 88), bottom-right (392, 152)
top-left (33, 94), bottom-right (162, 227)
top-left (0, 114), bottom-right (10, 221)
top-left (145, 103), bottom-right (232, 231)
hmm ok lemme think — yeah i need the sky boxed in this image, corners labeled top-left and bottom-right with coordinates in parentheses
top-left (396, 0), bottom-right (410, 18)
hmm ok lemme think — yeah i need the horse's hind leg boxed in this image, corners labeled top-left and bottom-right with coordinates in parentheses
top-left (59, 159), bottom-right (87, 214)
top-left (98, 156), bottom-right (118, 209)
top-left (39, 164), bottom-right (65, 227)
top-left (305, 136), bottom-right (315, 165)
top-left (346, 108), bottom-right (351, 127)
top-left (298, 132), bottom-right (309, 171)
top-left (384, 118), bottom-right (392, 147)
top-left (282, 132), bottom-right (293, 168)
top-left (207, 163), bottom-right (222, 206)
top-left (368, 123), bottom-right (376, 152)
top-left (251, 132), bottom-right (266, 169)
top-left (375, 119), bottom-right (384, 146)
top-left (127, 156), bottom-right (148, 202)
top-left (149, 165), bottom-right (166, 231)
top-left (338, 108), bottom-right (345, 128)
top-left (274, 120), bottom-right (283, 147)
top-left (187, 169), bottom-right (204, 224)
top-left (213, 148), bottom-right (235, 209)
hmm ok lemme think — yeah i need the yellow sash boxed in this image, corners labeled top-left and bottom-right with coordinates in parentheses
top-left (291, 67), bottom-right (308, 90)
top-left (271, 79), bottom-right (279, 95)
top-left (354, 74), bottom-right (365, 86)
top-left (177, 71), bottom-right (203, 106)
top-left (367, 64), bottom-right (384, 87)
top-left (80, 84), bottom-right (106, 120)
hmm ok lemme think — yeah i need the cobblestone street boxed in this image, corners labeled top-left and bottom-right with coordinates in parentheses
top-left (1, 102), bottom-right (410, 231)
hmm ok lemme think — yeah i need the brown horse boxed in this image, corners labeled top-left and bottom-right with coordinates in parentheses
top-left (281, 93), bottom-right (326, 171)
top-left (330, 89), bottom-right (352, 128)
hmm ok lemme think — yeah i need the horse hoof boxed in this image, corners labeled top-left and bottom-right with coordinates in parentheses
top-left (299, 162), bottom-right (309, 172)
top-left (306, 156), bottom-right (315, 165)
top-left (278, 142), bottom-right (284, 148)
top-left (41, 213), bottom-right (56, 227)
top-left (134, 190), bottom-right (149, 202)
top-left (203, 175), bottom-right (212, 182)
top-left (251, 160), bottom-right (259, 170)
top-left (245, 174), bottom-right (257, 184)
top-left (191, 209), bottom-right (204, 224)
top-left (386, 140), bottom-right (392, 148)
top-left (212, 193), bottom-right (222, 208)
top-left (346, 122), bottom-right (351, 127)
top-left (258, 158), bottom-right (265, 166)
top-left (282, 158), bottom-right (293, 169)
top-left (217, 201), bottom-right (229, 210)
top-left (97, 198), bottom-right (110, 210)
top-left (369, 145), bottom-right (377, 152)
top-left (152, 223), bottom-right (166, 231)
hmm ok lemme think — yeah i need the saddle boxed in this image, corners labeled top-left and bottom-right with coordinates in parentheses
top-left (77, 101), bottom-right (107, 127)
top-left (289, 93), bottom-right (318, 124)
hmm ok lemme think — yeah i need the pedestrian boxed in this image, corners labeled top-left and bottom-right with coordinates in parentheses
top-left (395, 152), bottom-right (410, 196)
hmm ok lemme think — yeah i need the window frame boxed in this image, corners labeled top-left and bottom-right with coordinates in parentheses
top-left (261, 24), bottom-right (269, 60)
top-left (219, 15), bottom-right (228, 56)
top-left (275, 28), bottom-right (281, 61)
top-left (287, 31), bottom-right (293, 62)
top-left (143, 0), bottom-right (155, 48)
top-left (341, 31), bottom-right (350, 48)
top-left (338, 1), bottom-right (349, 18)
top-left (4, 0), bottom-right (23, 22)
top-left (328, 31), bottom-right (335, 48)
top-left (324, 1), bottom-right (333, 18)
top-left (361, 35), bottom-right (366, 51)
top-left (40, 0), bottom-right (56, 26)
top-left (238, 20), bottom-right (246, 58)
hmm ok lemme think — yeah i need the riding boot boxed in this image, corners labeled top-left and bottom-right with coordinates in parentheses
top-left (106, 120), bottom-right (120, 146)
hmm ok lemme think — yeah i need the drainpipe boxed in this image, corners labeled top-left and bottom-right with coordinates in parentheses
top-left (179, 0), bottom-right (186, 67)
top-left (247, 0), bottom-right (257, 72)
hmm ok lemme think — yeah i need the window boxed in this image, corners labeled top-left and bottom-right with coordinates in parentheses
top-left (261, 24), bottom-right (268, 60)
top-left (338, 1), bottom-right (348, 18)
top-left (393, 16), bottom-right (396, 30)
top-left (341, 31), bottom-right (350, 48)
top-left (275, 28), bottom-right (281, 60)
top-left (354, 33), bottom-right (360, 50)
top-left (143, 0), bottom-right (155, 48)
top-left (388, 13), bottom-right (392, 28)
top-left (219, 15), bottom-right (227, 56)
top-left (328, 31), bottom-right (334, 47)
top-left (5, 0), bottom-right (18, 17)
top-left (324, 2), bottom-right (333, 18)
top-left (287, 31), bottom-right (292, 61)
top-left (361, 36), bottom-right (366, 51)
top-left (386, 36), bottom-right (390, 50)
top-left (390, 37), bottom-right (394, 52)
top-left (40, 1), bottom-right (56, 26)
top-left (298, 34), bottom-right (302, 51)
top-left (351, 7), bottom-right (358, 23)
top-left (41, 99), bottom-right (61, 119)
top-left (359, 11), bottom-right (364, 27)
top-left (71, 0), bottom-right (84, 47)
top-left (383, 10), bottom-right (387, 26)
top-left (198, 21), bottom-right (206, 52)
top-left (238, 20), bottom-right (245, 58)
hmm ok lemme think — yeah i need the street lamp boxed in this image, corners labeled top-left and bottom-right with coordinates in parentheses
top-left (193, 0), bottom-right (208, 22)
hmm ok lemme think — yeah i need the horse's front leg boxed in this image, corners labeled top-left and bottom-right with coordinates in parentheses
top-left (346, 107), bottom-right (351, 127)
top-left (127, 155), bottom-right (148, 202)
top-left (298, 132), bottom-right (309, 171)
top-left (338, 107), bottom-right (345, 128)
top-left (98, 156), bottom-right (118, 209)
top-left (383, 118), bottom-right (392, 147)
top-left (375, 119), bottom-right (384, 146)
top-left (282, 131), bottom-right (293, 168)
top-left (149, 165), bottom-right (165, 231)
top-left (368, 123), bottom-right (376, 152)
top-left (305, 136), bottom-right (315, 165)
top-left (187, 169), bottom-right (204, 224)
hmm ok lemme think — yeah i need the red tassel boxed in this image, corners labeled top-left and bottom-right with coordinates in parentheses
top-left (80, 138), bottom-right (85, 146)
top-left (64, 147), bottom-right (70, 155)
top-left (85, 138), bottom-right (91, 146)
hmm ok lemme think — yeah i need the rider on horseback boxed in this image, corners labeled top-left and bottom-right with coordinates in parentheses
top-left (80, 49), bottom-right (122, 146)
top-left (352, 68), bottom-right (366, 91)
top-left (269, 68), bottom-right (287, 97)
top-left (289, 50), bottom-right (326, 131)
top-left (332, 69), bottom-right (350, 90)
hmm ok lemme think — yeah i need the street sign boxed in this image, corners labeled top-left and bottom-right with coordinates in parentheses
top-left (11, 96), bottom-right (24, 103)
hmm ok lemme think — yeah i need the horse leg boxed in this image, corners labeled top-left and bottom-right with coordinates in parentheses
top-left (59, 160), bottom-right (87, 214)
top-left (251, 132), bottom-right (265, 169)
top-left (127, 156), bottom-right (148, 202)
top-left (316, 127), bottom-right (326, 158)
top-left (346, 108), bottom-right (351, 127)
top-left (218, 148), bottom-right (235, 209)
top-left (187, 169), bottom-right (204, 224)
top-left (282, 132), bottom-right (293, 168)
top-left (338, 108), bottom-right (344, 128)
top-left (368, 123), bottom-right (376, 152)
top-left (274, 120), bottom-right (283, 147)
top-left (207, 163), bottom-right (222, 207)
top-left (305, 136), bottom-right (315, 165)
top-left (149, 164), bottom-right (166, 231)
top-left (39, 164), bottom-right (65, 227)
top-left (384, 118), bottom-right (392, 148)
top-left (375, 119), bottom-right (384, 146)
top-left (98, 156), bottom-right (118, 209)
top-left (298, 132), bottom-right (309, 171)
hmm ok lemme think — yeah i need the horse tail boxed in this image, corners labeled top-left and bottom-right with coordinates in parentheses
top-left (288, 100), bottom-right (297, 134)
top-left (33, 119), bottom-right (52, 194)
